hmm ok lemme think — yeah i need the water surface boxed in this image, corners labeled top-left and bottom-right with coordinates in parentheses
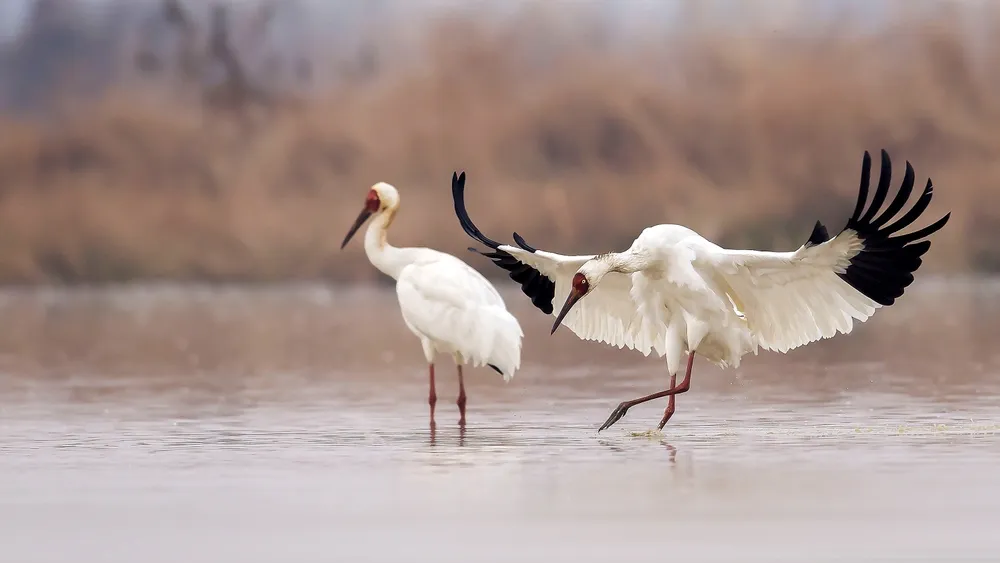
top-left (1, 279), bottom-right (998, 562)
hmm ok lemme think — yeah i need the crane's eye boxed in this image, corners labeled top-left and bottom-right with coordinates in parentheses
top-left (572, 273), bottom-right (589, 294)
top-left (364, 190), bottom-right (381, 212)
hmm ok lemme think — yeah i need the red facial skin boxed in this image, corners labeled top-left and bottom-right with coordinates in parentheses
top-left (341, 189), bottom-right (383, 249)
top-left (552, 272), bottom-right (591, 335)
top-left (364, 189), bottom-right (380, 213)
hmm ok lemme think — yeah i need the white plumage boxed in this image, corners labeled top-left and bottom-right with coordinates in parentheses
top-left (452, 150), bottom-right (950, 431)
top-left (480, 246), bottom-right (664, 357)
top-left (341, 182), bottom-right (523, 427)
top-left (395, 259), bottom-right (522, 380)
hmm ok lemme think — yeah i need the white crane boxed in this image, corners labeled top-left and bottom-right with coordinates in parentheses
top-left (341, 182), bottom-right (524, 428)
top-left (452, 150), bottom-right (950, 431)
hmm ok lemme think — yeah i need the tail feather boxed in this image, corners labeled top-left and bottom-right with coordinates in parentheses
top-left (474, 306), bottom-right (523, 382)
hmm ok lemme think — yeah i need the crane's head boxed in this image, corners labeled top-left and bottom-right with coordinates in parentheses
top-left (550, 259), bottom-right (614, 335)
top-left (340, 182), bottom-right (400, 249)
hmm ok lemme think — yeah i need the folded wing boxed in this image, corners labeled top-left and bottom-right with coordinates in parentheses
top-left (396, 260), bottom-right (524, 380)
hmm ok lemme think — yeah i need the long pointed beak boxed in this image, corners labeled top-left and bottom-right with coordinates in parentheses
top-left (551, 288), bottom-right (584, 335)
top-left (340, 208), bottom-right (373, 249)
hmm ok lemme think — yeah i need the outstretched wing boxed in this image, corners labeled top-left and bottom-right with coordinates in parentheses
top-left (693, 149), bottom-right (950, 354)
top-left (451, 172), bottom-right (662, 355)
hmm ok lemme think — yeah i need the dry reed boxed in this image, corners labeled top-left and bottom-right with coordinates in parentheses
top-left (0, 3), bottom-right (996, 284)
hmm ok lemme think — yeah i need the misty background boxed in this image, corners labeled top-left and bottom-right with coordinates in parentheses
top-left (2, 6), bottom-right (999, 562)
top-left (0, 0), bottom-right (995, 285)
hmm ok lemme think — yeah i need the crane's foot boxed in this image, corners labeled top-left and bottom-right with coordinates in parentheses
top-left (656, 375), bottom-right (678, 430)
top-left (599, 401), bottom-right (633, 432)
top-left (597, 366), bottom-right (693, 432)
top-left (656, 404), bottom-right (675, 430)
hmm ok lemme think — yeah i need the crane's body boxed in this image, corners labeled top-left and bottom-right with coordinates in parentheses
top-left (396, 257), bottom-right (522, 380)
top-left (452, 150), bottom-right (949, 431)
top-left (500, 225), bottom-right (758, 371)
top-left (342, 182), bottom-right (523, 427)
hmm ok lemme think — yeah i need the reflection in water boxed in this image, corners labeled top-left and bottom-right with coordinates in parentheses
top-left (427, 423), bottom-right (468, 448)
top-left (599, 435), bottom-right (678, 466)
top-left (662, 440), bottom-right (677, 465)
top-left (0, 281), bottom-right (999, 562)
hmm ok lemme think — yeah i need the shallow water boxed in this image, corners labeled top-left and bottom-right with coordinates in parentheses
top-left (1, 279), bottom-right (999, 562)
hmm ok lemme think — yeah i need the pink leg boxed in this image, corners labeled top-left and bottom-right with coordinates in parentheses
top-left (457, 365), bottom-right (467, 426)
top-left (428, 364), bottom-right (437, 429)
top-left (599, 352), bottom-right (696, 432)
top-left (658, 374), bottom-right (678, 429)
top-left (657, 353), bottom-right (694, 429)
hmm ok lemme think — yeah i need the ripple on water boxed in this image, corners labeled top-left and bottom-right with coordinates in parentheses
top-left (1, 283), bottom-right (1000, 562)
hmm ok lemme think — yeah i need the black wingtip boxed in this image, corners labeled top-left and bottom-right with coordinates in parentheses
top-left (850, 151), bottom-right (873, 222)
top-left (452, 170), bottom-right (502, 250)
top-left (487, 363), bottom-right (503, 375)
top-left (449, 169), bottom-right (557, 316)
top-left (836, 150), bottom-right (950, 307)
top-left (857, 150), bottom-right (893, 225)
top-left (512, 231), bottom-right (538, 252)
top-left (805, 220), bottom-right (830, 247)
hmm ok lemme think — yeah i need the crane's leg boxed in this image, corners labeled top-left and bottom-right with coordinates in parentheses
top-left (428, 364), bottom-right (437, 429)
top-left (598, 352), bottom-right (695, 432)
top-left (421, 339), bottom-right (438, 429)
top-left (657, 353), bottom-right (695, 429)
top-left (659, 374), bottom-right (678, 428)
top-left (457, 364), bottom-right (468, 426)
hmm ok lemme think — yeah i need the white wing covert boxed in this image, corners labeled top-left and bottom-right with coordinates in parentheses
top-left (451, 172), bottom-right (663, 356)
top-left (694, 150), bottom-right (950, 354)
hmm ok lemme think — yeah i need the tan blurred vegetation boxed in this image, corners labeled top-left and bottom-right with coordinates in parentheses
top-left (0, 1), bottom-right (996, 285)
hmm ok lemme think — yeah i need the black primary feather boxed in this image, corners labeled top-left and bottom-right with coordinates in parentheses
top-left (452, 172), bottom-right (556, 315)
top-left (512, 232), bottom-right (538, 252)
top-left (804, 220), bottom-right (830, 247)
top-left (825, 150), bottom-right (950, 307)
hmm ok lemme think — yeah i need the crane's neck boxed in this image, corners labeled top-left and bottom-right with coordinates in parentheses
top-left (599, 250), bottom-right (653, 274)
top-left (363, 208), bottom-right (409, 280)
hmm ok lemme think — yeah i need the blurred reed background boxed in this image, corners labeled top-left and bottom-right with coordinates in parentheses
top-left (0, 0), bottom-right (995, 286)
